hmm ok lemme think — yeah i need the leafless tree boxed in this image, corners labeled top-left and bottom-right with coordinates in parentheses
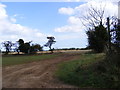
top-left (80, 3), bottom-right (106, 30)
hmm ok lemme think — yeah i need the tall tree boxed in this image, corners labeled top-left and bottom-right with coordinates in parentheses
top-left (17, 39), bottom-right (31, 54)
top-left (80, 4), bottom-right (109, 52)
top-left (44, 37), bottom-right (56, 53)
top-left (2, 41), bottom-right (13, 54)
top-left (87, 24), bottom-right (108, 53)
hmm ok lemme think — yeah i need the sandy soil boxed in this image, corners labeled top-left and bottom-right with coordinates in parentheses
top-left (2, 53), bottom-right (82, 88)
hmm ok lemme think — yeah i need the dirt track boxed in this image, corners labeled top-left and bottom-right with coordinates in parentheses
top-left (3, 53), bottom-right (82, 88)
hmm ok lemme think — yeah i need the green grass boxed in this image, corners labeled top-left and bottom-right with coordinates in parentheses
top-left (55, 53), bottom-right (109, 88)
top-left (2, 54), bottom-right (58, 66)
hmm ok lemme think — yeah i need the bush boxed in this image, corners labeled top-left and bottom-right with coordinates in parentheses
top-left (86, 24), bottom-right (108, 53)
top-left (55, 53), bottom-right (120, 88)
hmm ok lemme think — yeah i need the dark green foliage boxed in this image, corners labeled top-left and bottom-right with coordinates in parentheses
top-left (18, 39), bottom-right (24, 44)
top-left (56, 53), bottom-right (105, 87)
top-left (87, 24), bottom-right (108, 53)
top-left (30, 44), bottom-right (43, 53)
top-left (19, 43), bottom-right (30, 54)
top-left (17, 39), bottom-right (43, 54)
top-left (98, 54), bottom-right (120, 88)
top-left (55, 53), bottom-right (120, 88)
top-left (18, 39), bottom-right (30, 54)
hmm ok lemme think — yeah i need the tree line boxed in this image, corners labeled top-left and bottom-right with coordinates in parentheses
top-left (1, 36), bottom-right (56, 54)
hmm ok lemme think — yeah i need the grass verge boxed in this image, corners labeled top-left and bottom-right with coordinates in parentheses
top-left (55, 53), bottom-right (118, 88)
top-left (2, 54), bottom-right (58, 66)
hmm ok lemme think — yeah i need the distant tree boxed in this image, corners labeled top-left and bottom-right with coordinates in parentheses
top-left (87, 24), bottom-right (108, 53)
top-left (44, 36), bottom-right (56, 53)
top-left (17, 39), bottom-right (31, 54)
top-left (30, 44), bottom-right (43, 53)
top-left (12, 42), bottom-right (19, 54)
top-left (18, 39), bottom-right (24, 45)
top-left (2, 41), bottom-right (13, 54)
top-left (33, 44), bottom-right (43, 51)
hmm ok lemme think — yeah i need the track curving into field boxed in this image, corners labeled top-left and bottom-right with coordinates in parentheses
top-left (3, 52), bottom-right (83, 88)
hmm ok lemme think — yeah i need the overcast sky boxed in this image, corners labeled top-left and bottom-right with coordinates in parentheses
top-left (0, 0), bottom-right (119, 50)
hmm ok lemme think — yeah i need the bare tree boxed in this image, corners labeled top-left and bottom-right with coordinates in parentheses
top-left (80, 3), bottom-right (106, 30)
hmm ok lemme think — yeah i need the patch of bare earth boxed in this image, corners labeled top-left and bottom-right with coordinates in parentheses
top-left (3, 53), bottom-right (81, 88)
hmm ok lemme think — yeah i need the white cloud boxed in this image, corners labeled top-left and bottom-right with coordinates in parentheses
top-left (54, 24), bottom-right (84, 32)
top-left (54, 16), bottom-right (86, 33)
top-left (0, 3), bottom-right (47, 45)
top-left (10, 18), bottom-right (16, 23)
top-left (75, 1), bottom-right (118, 17)
top-left (58, 7), bottom-right (74, 15)
top-left (13, 14), bottom-right (18, 17)
top-left (68, 16), bottom-right (81, 24)
top-left (55, 1), bottom-right (118, 33)
top-left (0, 4), bottom-right (8, 20)
top-left (54, 32), bottom-right (87, 48)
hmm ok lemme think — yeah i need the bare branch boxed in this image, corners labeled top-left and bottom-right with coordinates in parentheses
top-left (79, 3), bottom-right (106, 30)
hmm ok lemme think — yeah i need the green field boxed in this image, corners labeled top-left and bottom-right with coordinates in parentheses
top-left (2, 54), bottom-right (58, 66)
top-left (55, 52), bottom-right (120, 88)
top-left (55, 53), bottom-right (113, 88)
top-left (2, 52), bottom-right (120, 88)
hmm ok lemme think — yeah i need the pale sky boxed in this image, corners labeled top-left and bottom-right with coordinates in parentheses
top-left (0, 0), bottom-right (119, 50)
